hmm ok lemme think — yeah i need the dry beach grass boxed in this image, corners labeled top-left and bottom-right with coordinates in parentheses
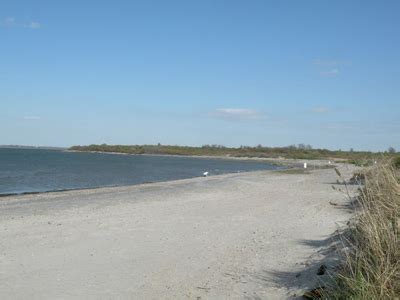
top-left (329, 160), bottom-right (400, 299)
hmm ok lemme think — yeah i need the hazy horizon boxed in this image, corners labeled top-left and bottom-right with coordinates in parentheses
top-left (1, 1), bottom-right (399, 151)
top-left (0, 143), bottom-right (394, 153)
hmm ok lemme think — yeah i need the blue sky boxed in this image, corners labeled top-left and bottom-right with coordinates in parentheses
top-left (1, 1), bottom-right (399, 151)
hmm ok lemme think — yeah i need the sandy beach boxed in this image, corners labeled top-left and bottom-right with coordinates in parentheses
top-left (0, 164), bottom-right (356, 299)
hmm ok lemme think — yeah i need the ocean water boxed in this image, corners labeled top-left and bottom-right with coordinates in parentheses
top-left (0, 148), bottom-right (282, 195)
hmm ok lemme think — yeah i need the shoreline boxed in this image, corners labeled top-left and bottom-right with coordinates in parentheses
top-left (0, 168), bottom-right (283, 200)
top-left (0, 159), bottom-right (337, 199)
top-left (66, 149), bottom-right (337, 167)
top-left (2, 151), bottom-right (302, 199)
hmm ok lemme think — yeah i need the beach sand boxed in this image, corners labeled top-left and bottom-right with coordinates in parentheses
top-left (0, 164), bottom-right (356, 299)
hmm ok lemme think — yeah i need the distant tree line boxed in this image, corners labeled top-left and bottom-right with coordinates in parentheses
top-left (69, 143), bottom-right (397, 163)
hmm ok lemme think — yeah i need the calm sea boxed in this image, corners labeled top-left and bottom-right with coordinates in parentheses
top-left (0, 148), bottom-right (282, 195)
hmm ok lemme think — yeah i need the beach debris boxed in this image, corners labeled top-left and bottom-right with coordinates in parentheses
top-left (302, 286), bottom-right (326, 299)
top-left (196, 286), bottom-right (210, 291)
top-left (329, 201), bottom-right (338, 206)
top-left (203, 171), bottom-right (209, 177)
top-left (317, 264), bottom-right (327, 275)
top-left (334, 167), bottom-right (341, 177)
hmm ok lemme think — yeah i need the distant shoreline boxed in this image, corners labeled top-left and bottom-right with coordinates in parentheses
top-left (66, 149), bottom-right (335, 167)
top-left (0, 145), bottom-right (67, 150)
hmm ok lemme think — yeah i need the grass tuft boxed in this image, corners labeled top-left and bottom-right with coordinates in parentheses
top-left (330, 161), bottom-right (400, 299)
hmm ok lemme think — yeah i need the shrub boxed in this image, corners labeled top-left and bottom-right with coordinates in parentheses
top-left (394, 156), bottom-right (400, 169)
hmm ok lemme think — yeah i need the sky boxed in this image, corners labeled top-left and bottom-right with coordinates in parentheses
top-left (1, 0), bottom-right (399, 151)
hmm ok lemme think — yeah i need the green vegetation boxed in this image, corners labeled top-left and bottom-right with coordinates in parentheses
top-left (330, 160), bottom-right (400, 299)
top-left (69, 144), bottom-right (396, 161)
top-left (394, 156), bottom-right (400, 169)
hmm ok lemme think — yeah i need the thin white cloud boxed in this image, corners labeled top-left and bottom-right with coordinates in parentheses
top-left (1, 17), bottom-right (41, 29)
top-left (313, 59), bottom-right (351, 67)
top-left (324, 125), bottom-right (356, 132)
top-left (311, 106), bottom-right (331, 114)
top-left (322, 121), bottom-right (360, 132)
top-left (23, 115), bottom-right (41, 120)
top-left (1, 17), bottom-right (16, 27)
top-left (320, 68), bottom-right (340, 77)
top-left (209, 108), bottom-right (265, 121)
top-left (313, 58), bottom-right (350, 77)
top-left (27, 21), bottom-right (41, 29)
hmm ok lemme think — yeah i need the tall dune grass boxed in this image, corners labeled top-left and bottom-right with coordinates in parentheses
top-left (332, 160), bottom-right (400, 299)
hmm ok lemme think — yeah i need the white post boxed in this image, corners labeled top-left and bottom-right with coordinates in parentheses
top-left (304, 162), bottom-right (307, 169)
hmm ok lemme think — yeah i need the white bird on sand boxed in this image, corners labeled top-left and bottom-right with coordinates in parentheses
top-left (203, 171), bottom-right (209, 177)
